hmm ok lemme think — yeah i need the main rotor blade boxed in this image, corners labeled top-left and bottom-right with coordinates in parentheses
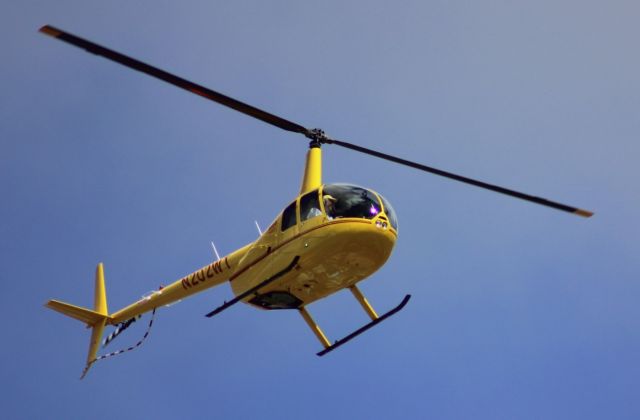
top-left (40, 25), bottom-right (593, 218)
top-left (39, 25), bottom-right (309, 135)
top-left (324, 138), bottom-right (594, 217)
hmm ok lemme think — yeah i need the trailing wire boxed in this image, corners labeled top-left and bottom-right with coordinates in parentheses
top-left (80, 308), bottom-right (157, 379)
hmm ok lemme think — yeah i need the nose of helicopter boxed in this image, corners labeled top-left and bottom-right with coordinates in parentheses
top-left (294, 217), bottom-right (397, 298)
top-left (343, 219), bottom-right (396, 274)
top-left (337, 218), bottom-right (397, 271)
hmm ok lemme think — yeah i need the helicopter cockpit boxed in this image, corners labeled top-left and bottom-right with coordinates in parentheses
top-left (321, 184), bottom-right (397, 230)
top-left (280, 184), bottom-right (398, 232)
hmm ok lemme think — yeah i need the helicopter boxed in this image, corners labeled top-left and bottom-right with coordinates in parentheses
top-left (40, 25), bottom-right (593, 379)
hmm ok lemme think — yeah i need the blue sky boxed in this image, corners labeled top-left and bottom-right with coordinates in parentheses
top-left (2, 1), bottom-right (639, 419)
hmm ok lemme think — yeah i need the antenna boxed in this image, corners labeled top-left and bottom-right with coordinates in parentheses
top-left (210, 241), bottom-right (221, 261)
top-left (254, 220), bottom-right (263, 236)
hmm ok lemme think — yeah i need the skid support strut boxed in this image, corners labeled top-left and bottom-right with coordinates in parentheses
top-left (349, 285), bottom-right (378, 321)
top-left (298, 307), bottom-right (331, 349)
top-left (299, 285), bottom-right (411, 356)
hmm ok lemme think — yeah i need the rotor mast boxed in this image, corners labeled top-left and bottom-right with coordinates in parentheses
top-left (299, 131), bottom-right (324, 195)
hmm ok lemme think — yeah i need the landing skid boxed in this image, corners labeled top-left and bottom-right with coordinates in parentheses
top-left (205, 257), bottom-right (410, 358)
top-left (299, 285), bottom-right (411, 356)
top-left (205, 256), bottom-right (300, 318)
top-left (317, 294), bottom-right (411, 356)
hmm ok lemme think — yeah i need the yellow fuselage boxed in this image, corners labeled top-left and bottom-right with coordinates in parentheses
top-left (231, 215), bottom-right (397, 309)
top-left (108, 146), bottom-right (399, 322)
top-left (109, 189), bottom-right (397, 323)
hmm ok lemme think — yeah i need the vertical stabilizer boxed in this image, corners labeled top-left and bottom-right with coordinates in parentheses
top-left (83, 263), bottom-right (109, 378)
top-left (45, 262), bottom-right (112, 379)
top-left (94, 263), bottom-right (108, 315)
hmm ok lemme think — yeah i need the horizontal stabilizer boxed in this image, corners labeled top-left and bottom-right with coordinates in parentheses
top-left (45, 300), bottom-right (109, 326)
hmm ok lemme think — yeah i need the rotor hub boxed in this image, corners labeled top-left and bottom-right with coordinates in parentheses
top-left (306, 128), bottom-right (328, 148)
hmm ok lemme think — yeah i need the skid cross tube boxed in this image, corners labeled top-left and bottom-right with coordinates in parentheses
top-left (317, 294), bottom-right (411, 357)
top-left (205, 256), bottom-right (300, 318)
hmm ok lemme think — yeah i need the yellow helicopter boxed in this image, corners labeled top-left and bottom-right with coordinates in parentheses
top-left (40, 25), bottom-right (593, 378)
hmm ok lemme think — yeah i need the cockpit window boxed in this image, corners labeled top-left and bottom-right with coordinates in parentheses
top-left (378, 193), bottom-right (398, 230)
top-left (281, 201), bottom-right (297, 231)
top-left (322, 184), bottom-right (381, 220)
top-left (300, 190), bottom-right (322, 222)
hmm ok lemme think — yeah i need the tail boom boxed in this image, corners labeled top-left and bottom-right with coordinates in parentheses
top-left (46, 244), bottom-right (251, 378)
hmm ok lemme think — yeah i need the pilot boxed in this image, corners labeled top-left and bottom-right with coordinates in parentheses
top-left (323, 195), bottom-right (338, 219)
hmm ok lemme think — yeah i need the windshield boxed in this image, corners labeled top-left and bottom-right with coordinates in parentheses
top-left (322, 184), bottom-right (381, 220)
top-left (378, 193), bottom-right (398, 230)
